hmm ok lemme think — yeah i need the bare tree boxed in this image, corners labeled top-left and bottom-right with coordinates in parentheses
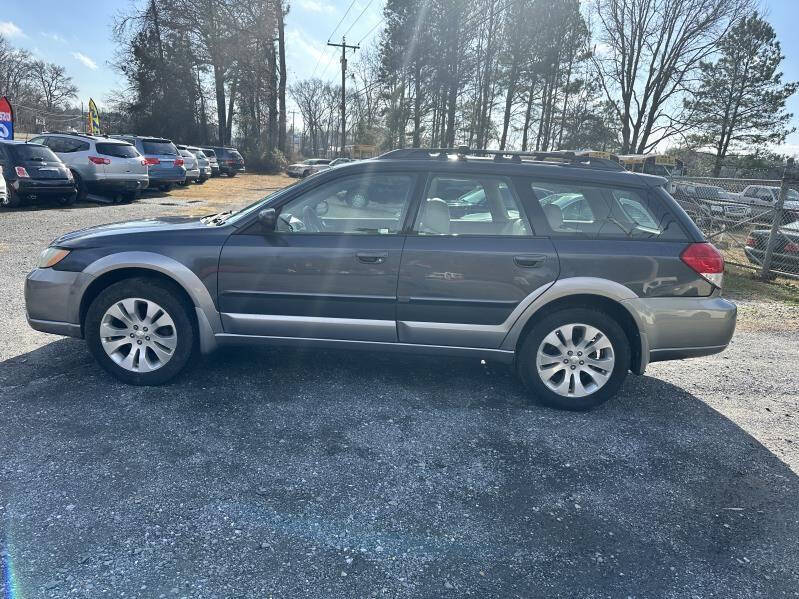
top-left (31, 62), bottom-right (78, 111)
top-left (593, 0), bottom-right (751, 154)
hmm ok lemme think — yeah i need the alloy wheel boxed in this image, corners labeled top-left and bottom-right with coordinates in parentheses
top-left (535, 323), bottom-right (615, 398)
top-left (99, 298), bottom-right (177, 373)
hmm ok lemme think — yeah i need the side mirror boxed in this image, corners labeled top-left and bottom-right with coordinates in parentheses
top-left (258, 208), bottom-right (277, 231)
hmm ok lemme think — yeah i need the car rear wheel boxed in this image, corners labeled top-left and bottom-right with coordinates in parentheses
top-left (73, 172), bottom-right (88, 202)
top-left (158, 184), bottom-right (173, 192)
top-left (517, 308), bottom-right (630, 411)
top-left (227, 171), bottom-right (237, 178)
top-left (1, 187), bottom-right (21, 208)
top-left (85, 278), bottom-right (196, 385)
top-left (57, 192), bottom-right (77, 206)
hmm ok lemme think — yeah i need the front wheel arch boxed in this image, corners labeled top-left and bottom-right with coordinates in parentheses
top-left (80, 268), bottom-right (197, 338)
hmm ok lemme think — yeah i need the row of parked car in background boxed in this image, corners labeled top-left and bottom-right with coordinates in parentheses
top-left (285, 156), bottom-right (355, 178)
top-left (0, 131), bottom-right (245, 208)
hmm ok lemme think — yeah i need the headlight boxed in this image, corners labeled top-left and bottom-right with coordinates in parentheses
top-left (38, 247), bottom-right (70, 268)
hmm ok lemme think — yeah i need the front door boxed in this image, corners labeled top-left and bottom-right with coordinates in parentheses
top-left (218, 171), bottom-right (419, 342)
top-left (396, 173), bottom-right (559, 348)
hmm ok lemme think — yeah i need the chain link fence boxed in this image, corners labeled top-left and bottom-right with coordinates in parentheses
top-left (669, 174), bottom-right (799, 280)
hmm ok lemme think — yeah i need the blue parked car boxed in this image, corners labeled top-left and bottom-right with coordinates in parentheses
top-left (111, 135), bottom-right (186, 192)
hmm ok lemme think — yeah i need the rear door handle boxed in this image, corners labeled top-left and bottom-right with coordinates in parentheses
top-left (356, 252), bottom-right (388, 264)
top-left (514, 254), bottom-right (547, 268)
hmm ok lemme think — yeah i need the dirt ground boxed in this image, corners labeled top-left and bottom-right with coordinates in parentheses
top-left (166, 172), bottom-right (296, 216)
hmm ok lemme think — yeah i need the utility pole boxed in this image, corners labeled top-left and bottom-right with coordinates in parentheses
top-left (288, 109), bottom-right (298, 156)
top-left (327, 36), bottom-right (359, 157)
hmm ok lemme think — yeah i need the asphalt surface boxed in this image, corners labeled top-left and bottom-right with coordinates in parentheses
top-left (1, 192), bottom-right (798, 598)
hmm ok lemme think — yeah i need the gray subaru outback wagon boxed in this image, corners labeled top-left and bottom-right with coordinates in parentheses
top-left (25, 148), bottom-right (736, 410)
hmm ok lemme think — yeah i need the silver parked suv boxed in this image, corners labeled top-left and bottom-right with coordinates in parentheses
top-left (29, 132), bottom-right (148, 202)
top-left (24, 148), bottom-right (737, 411)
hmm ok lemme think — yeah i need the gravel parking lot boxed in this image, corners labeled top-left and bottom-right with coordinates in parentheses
top-left (1, 175), bottom-right (798, 598)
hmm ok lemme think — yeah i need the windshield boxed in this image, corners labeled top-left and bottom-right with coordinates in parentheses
top-left (96, 143), bottom-right (140, 158)
top-left (142, 139), bottom-right (178, 155)
top-left (13, 144), bottom-right (60, 162)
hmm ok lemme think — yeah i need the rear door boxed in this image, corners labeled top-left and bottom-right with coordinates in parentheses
top-left (218, 170), bottom-right (420, 341)
top-left (396, 172), bottom-right (559, 348)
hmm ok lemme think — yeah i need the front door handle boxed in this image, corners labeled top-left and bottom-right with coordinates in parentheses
top-left (356, 252), bottom-right (388, 264)
top-left (514, 254), bottom-right (547, 268)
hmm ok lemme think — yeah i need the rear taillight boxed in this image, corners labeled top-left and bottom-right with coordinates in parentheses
top-left (144, 157), bottom-right (160, 166)
top-left (88, 156), bottom-right (111, 165)
top-left (680, 242), bottom-right (724, 288)
top-left (14, 166), bottom-right (29, 178)
top-left (174, 158), bottom-right (184, 167)
top-left (785, 241), bottom-right (799, 254)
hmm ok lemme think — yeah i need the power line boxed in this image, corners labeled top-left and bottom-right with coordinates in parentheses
top-left (357, 16), bottom-right (385, 46)
top-left (327, 0), bottom-right (359, 43)
top-left (343, 0), bottom-right (376, 37)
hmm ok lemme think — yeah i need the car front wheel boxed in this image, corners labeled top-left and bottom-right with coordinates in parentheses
top-left (517, 308), bottom-right (630, 411)
top-left (85, 278), bottom-right (196, 385)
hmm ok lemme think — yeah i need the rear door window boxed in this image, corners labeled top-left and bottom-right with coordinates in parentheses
top-left (414, 175), bottom-right (532, 236)
top-left (529, 181), bottom-right (687, 240)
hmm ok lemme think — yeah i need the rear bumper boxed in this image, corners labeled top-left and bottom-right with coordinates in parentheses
top-left (148, 169), bottom-right (186, 184)
top-left (16, 180), bottom-right (75, 196)
top-left (90, 178), bottom-right (149, 192)
top-left (25, 268), bottom-right (86, 338)
top-left (623, 295), bottom-right (737, 369)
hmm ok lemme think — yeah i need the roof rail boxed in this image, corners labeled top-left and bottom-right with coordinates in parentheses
top-left (377, 147), bottom-right (626, 171)
top-left (42, 130), bottom-right (97, 139)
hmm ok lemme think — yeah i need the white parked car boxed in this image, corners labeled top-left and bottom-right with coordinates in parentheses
top-left (286, 158), bottom-right (331, 178)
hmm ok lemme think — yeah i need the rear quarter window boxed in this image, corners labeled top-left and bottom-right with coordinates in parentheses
top-left (527, 180), bottom-right (687, 241)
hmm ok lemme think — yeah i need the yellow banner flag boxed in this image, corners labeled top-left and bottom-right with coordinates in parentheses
top-left (87, 98), bottom-right (100, 135)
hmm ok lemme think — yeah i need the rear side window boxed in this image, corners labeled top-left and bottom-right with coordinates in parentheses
top-left (96, 143), bottom-right (140, 158)
top-left (47, 137), bottom-right (89, 153)
top-left (415, 175), bottom-right (532, 236)
top-left (203, 149), bottom-right (216, 157)
top-left (529, 181), bottom-right (686, 241)
top-left (142, 139), bottom-right (178, 155)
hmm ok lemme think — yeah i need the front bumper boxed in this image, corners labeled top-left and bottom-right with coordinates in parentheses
top-left (623, 295), bottom-right (737, 369)
top-left (25, 268), bottom-right (87, 338)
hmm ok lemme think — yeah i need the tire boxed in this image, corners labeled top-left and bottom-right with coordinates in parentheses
top-left (73, 172), bottom-right (88, 202)
top-left (301, 169), bottom-right (310, 178)
top-left (2, 187), bottom-right (21, 208)
top-left (122, 191), bottom-right (139, 203)
top-left (517, 308), bottom-right (630, 411)
top-left (57, 192), bottom-right (77, 206)
top-left (85, 277), bottom-right (196, 386)
top-left (159, 184), bottom-right (174, 192)
top-left (227, 171), bottom-right (237, 178)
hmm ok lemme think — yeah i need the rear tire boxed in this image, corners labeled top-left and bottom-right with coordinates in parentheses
top-left (517, 308), bottom-right (630, 411)
top-left (227, 171), bottom-right (237, 178)
top-left (158, 184), bottom-right (174, 192)
top-left (85, 278), bottom-right (196, 386)
top-left (2, 187), bottom-right (21, 208)
top-left (73, 172), bottom-right (88, 202)
top-left (57, 192), bottom-right (77, 206)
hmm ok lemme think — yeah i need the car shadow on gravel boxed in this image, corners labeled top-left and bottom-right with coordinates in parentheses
top-left (1, 338), bottom-right (797, 598)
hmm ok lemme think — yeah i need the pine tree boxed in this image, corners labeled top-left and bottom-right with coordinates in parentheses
top-left (686, 12), bottom-right (798, 176)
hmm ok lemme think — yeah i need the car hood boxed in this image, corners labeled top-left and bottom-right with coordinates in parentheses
top-left (52, 216), bottom-right (208, 247)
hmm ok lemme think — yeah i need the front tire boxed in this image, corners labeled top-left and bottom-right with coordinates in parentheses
top-left (85, 278), bottom-right (196, 385)
top-left (517, 308), bottom-right (630, 411)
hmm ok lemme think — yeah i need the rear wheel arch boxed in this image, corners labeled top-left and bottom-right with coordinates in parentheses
top-left (513, 293), bottom-right (643, 374)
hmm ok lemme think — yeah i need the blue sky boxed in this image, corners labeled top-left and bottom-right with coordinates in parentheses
top-left (1, 0), bottom-right (797, 152)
